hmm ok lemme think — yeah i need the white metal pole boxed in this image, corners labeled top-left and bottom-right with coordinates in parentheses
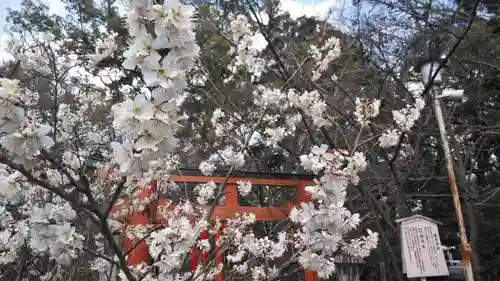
top-left (432, 88), bottom-right (475, 281)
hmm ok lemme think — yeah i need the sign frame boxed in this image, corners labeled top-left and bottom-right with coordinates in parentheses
top-left (396, 215), bottom-right (450, 279)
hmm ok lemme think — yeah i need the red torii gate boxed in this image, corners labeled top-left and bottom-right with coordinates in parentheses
top-left (110, 170), bottom-right (320, 281)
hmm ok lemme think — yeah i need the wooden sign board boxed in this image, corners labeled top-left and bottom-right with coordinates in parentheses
top-left (397, 215), bottom-right (450, 278)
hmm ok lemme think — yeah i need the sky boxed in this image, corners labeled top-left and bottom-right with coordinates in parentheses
top-left (0, 0), bottom-right (344, 62)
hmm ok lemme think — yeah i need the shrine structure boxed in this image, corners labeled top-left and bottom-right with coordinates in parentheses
top-left (110, 169), bottom-right (321, 281)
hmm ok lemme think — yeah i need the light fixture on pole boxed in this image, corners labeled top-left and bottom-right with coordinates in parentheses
top-left (415, 56), bottom-right (474, 281)
top-left (419, 60), bottom-right (444, 86)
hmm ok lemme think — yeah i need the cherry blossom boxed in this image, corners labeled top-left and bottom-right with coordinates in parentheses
top-left (0, 0), bottom-right (386, 279)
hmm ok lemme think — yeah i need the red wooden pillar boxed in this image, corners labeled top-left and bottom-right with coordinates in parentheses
top-left (297, 180), bottom-right (312, 205)
top-left (215, 223), bottom-right (225, 281)
top-left (200, 231), bottom-right (209, 264)
top-left (190, 231), bottom-right (210, 272)
top-left (123, 213), bottom-right (151, 266)
top-left (298, 181), bottom-right (321, 281)
top-left (190, 247), bottom-right (198, 272)
top-left (123, 181), bottom-right (157, 266)
top-left (213, 183), bottom-right (237, 281)
top-left (305, 271), bottom-right (321, 281)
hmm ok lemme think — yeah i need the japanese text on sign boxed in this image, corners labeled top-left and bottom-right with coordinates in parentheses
top-left (400, 218), bottom-right (449, 278)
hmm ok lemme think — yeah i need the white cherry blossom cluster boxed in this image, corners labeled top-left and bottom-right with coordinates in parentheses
top-left (0, 199), bottom-right (83, 266)
top-left (309, 37), bottom-right (341, 81)
top-left (200, 113), bottom-right (261, 175)
top-left (217, 145), bottom-right (247, 168)
top-left (0, 168), bottom-right (22, 202)
top-left (300, 144), bottom-right (339, 174)
top-left (123, 0), bottom-right (198, 87)
top-left (0, 0), bottom-right (386, 279)
top-left (199, 160), bottom-right (217, 176)
top-left (89, 1), bottom-right (207, 278)
top-left (379, 82), bottom-right (426, 148)
top-left (210, 86), bottom-right (332, 155)
top-left (212, 212), bottom-right (292, 278)
top-left (264, 127), bottom-right (287, 147)
top-left (143, 202), bottom-right (213, 280)
top-left (0, 78), bottom-right (55, 169)
top-left (17, 46), bottom-right (52, 75)
top-left (208, 108), bottom-right (242, 140)
top-left (392, 100), bottom-right (425, 132)
top-left (354, 97), bottom-right (381, 125)
top-left (195, 181), bottom-right (217, 205)
top-left (0, 206), bottom-right (26, 264)
top-left (90, 30), bottom-right (119, 66)
top-left (205, 86), bottom-right (335, 174)
top-left (288, 89), bottom-right (331, 127)
top-left (207, 70), bottom-right (379, 277)
top-left (28, 203), bottom-right (83, 265)
top-left (236, 180), bottom-right (252, 196)
top-left (225, 231), bottom-right (286, 279)
top-left (210, 108), bottom-right (227, 137)
top-left (490, 153), bottom-right (498, 170)
top-left (253, 86), bottom-right (289, 110)
top-left (91, 256), bottom-right (119, 281)
top-left (379, 128), bottom-right (401, 148)
top-left (111, 0), bottom-right (199, 178)
top-left (225, 14), bottom-right (267, 82)
top-left (291, 145), bottom-right (378, 278)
